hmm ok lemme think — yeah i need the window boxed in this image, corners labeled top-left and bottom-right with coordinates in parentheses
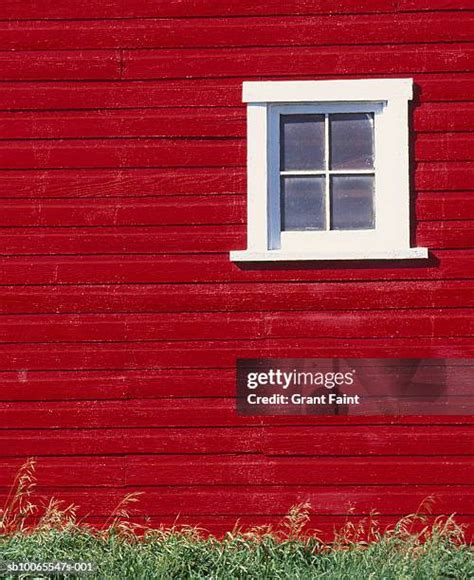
top-left (230, 79), bottom-right (428, 262)
top-left (280, 111), bottom-right (375, 232)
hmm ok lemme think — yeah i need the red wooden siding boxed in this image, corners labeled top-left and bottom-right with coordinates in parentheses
top-left (0, 2), bottom-right (473, 535)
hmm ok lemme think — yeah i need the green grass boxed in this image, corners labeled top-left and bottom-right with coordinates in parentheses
top-left (0, 460), bottom-right (472, 579)
top-left (1, 524), bottom-right (473, 580)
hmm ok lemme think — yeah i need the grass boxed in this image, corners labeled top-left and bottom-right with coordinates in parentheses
top-left (0, 460), bottom-right (472, 579)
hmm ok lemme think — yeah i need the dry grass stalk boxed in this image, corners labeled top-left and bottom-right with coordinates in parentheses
top-left (0, 459), bottom-right (469, 551)
top-left (0, 458), bottom-right (38, 535)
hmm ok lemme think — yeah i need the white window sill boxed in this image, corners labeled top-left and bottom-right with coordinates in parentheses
top-left (230, 247), bottom-right (428, 262)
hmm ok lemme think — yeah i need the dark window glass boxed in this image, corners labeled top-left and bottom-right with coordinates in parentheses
top-left (330, 113), bottom-right (374, 170)
top-left (331, 175), bottom-right (375, 230)
top-left (281, 114), bottom-right (325, 171)
top-left (281, 176), bottom-right (326, 231)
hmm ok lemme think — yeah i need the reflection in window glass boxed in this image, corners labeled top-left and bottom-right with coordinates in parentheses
top-left (280, 115), bottom-right (325, 171)
top-left (281, 176), bottom-right (326, 231)
top-left (330, 113), bottom-right (374, 170)
top-left (331, 175), bottom-right (375, 230)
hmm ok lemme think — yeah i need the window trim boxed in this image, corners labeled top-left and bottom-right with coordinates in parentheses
top-left (230, 78), bottom-right (428, 262)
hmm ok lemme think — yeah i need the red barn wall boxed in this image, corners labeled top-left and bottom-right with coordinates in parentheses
top-left (0, 1), bottom-right (473, 535)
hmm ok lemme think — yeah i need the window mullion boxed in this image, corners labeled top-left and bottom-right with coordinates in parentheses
top-left (280, 170), bottom-right (325, 176)
top-left (324, 113), bottom-right (330, 231)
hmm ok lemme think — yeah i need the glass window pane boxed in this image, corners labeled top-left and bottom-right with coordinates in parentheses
top-left (281, 114), bottom-right (325, 171)
top-left (281, 176), bottom-right (326, 231)
top-left (331, 175), bottom-right (374, 230)
top-left (330, 113), bottom-right (374, 170)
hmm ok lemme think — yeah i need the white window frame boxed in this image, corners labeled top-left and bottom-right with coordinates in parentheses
top-left (230, 78), bottom-right (428, 262)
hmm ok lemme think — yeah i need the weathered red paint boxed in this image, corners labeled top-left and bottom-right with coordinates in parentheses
top-left (0, 2), bottom-right (473, 534)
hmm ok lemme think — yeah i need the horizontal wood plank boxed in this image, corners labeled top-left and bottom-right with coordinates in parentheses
top-left (417, 220), bottom-right (474, 249)
top-left (0, 281), bottom-right (471, 318)
top-left (0, 456), bottom-right (472, 487)
top-left (416, 163), bottom-right (474, 191)
top-left (0, 103), bottom-right (471, 140)
top-left (0, 251), bottom-right (470, 284)
top-left (0, 196), bottom-right (245, 227)
top-left (0, 168), bottom-right (243, 198)
top-left (417, 193), bottom-right (474, 220)
top-left (0, 50), bottom-right (120, 81)
top-left (123, 45), bottom-right (474, 80)
top-left (0, 485), bottom-right (470, 516)
top-left (83, 514), bottom-right (474, 539)
top-left (0, 225), bottom-right (245, 254)
top-left (0, 193), bottom-right (471, 227)
top-left (0, 309), bottom-right (473, 343)
top-left (414, 103), bottom-right (474, 133)
top-left (0, 134), bottom-right (469, 169)
top-left (1, 426), bottom-right (472, 456)
top-left (399, 1), bottom-right (473, 11)
top-left (94, 456), bottom-right (474, 487)
top-left (0, 368), bottom-right (232, 400)
top-left (0, 221), bottom-right (470, 255)
top-left (0, 13), bottom-right (471, 50)
top-left (0, 75), bottom-right (471, 111)
top-left (0, 138), bottom-right (245, 169)
top-left (0, 338), bottom-right (472, 372)
top-left (416, 133), bottom-right (474, 162)
top-left (0, 362), bottom-right (473, 400)
top-left (0, 165), bottom-right (470, 199)
top-left (0, 108), bottom-right (246, 140)
top-left (0, 1), bottom-right (398, 20)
